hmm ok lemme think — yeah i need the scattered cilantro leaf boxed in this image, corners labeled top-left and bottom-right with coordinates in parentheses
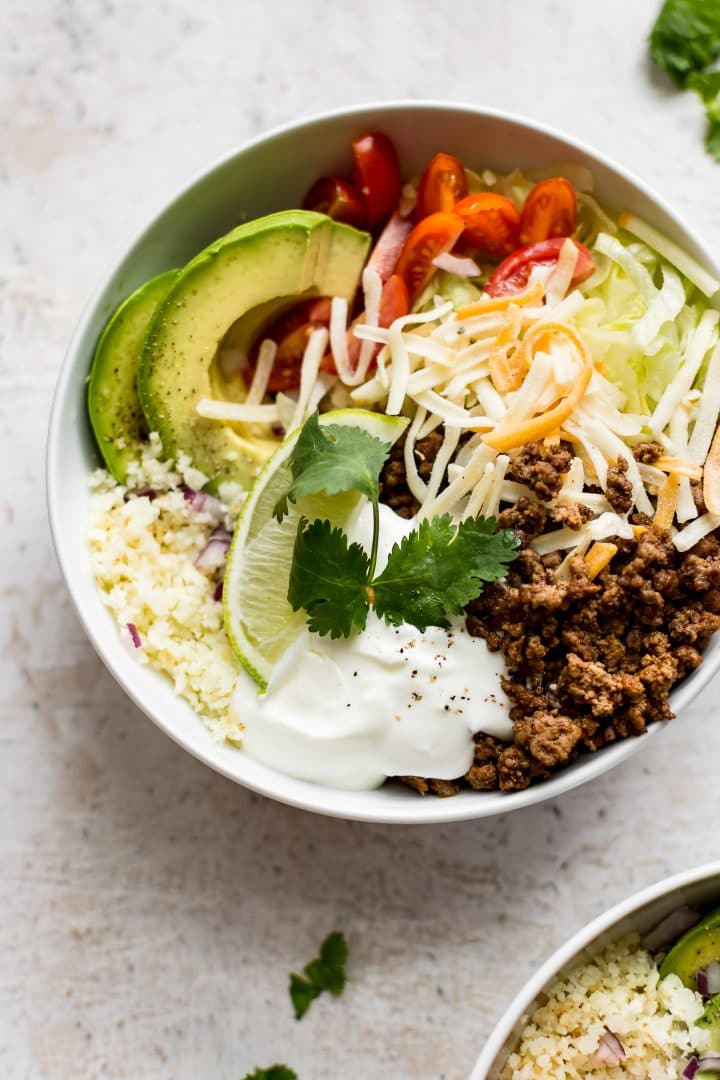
top-left (688, 70), bottom-right (720, 160)
top-left (290, 932), bottom-right (348, 1020)
top-left (287, 519), bottom-right (370, 638)
top-left (303, 931), bottom-right (348, 996)
top-left (649, 0), bottom-right (720, 87)
top-left (696, 992), bottom-right (720, 1028)
top-left (373, 515), bottom-right (519, 631)
top-left (274, 412), bottom-right (389, 520)
top-left (289, 973), bottom-right (322, 1020)
top-left (243, 1068), bottom-right (297, 1080)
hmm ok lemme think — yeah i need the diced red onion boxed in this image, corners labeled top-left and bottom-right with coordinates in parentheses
top-left (181, 485), bottom-right (224, 518)
top-left (124, 487), bottom-right (157, 502)
top-left (696, 1054), bottom-right (720, 1073)
top-left (195, 526), bottom-right (232, 571)
top-left (697, 961), bottom-right (720, 997)
top-left (643, 907), bottom-right (701, 953)
top-left (127, 622), bottom-right (142, 649)
top-left (213, 580), bottom-right (224, 602)
top-left (683, 1058), bottom-right (700, 1079)
top-left (432, 252), bottom-right (482, 277)
top-left (595, 1028), bottom-right (626, 1064)
top-left (367, 212), bottom-right (413, 283)
top-left (271, 422), bottom-right (286, 438)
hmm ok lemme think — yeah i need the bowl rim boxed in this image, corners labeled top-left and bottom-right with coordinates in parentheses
top-left (46, 98), bottom-right (720, 824)
top-left (470, 859), bottom-right (720, 1078)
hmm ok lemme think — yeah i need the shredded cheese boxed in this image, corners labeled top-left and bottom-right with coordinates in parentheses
top-left (196, 398), bottom-right (279, 424)
top-left (584, 541), bottom-right (617, 580)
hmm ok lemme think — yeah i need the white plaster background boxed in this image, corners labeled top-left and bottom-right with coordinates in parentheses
top-left (3, 0), bottom-right (720, 1076)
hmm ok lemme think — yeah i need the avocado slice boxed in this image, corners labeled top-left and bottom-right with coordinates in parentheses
top-left (659, 903), bottom-right (720, 988)
top-left (138, 210), bottom-right (371, 490)
top-left (88, 269), bottom-right (179, 482)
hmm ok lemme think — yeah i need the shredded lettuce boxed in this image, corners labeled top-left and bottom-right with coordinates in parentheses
top-left (576, 231), bottom-right (718, 423)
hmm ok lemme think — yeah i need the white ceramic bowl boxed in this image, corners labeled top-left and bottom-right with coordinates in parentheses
top-left (47, 101), bottom-right (720, 824)
top-left (471, 861), bottom-right (720, 1078)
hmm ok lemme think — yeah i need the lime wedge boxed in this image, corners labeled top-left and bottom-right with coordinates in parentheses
top-left (223, 408), bottom-right (409, 689)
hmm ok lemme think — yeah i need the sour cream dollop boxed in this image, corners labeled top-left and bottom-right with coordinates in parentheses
top-left (231, 503), bottom-right (512, 789)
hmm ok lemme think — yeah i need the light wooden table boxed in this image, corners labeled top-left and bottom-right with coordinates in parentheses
top-left (3, 0), bottom-right (720, 1076)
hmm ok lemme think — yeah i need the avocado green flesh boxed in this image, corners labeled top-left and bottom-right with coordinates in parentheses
top-left (659, 904), bottom-right (720, 989)
top-left (138, 210), bottom-right (371, 491)
top-left (88, 269), bottom-right (179, 482)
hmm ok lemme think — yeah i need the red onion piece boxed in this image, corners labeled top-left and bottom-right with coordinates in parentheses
top-left (367, 212), bottom-right (413, 283)
top-left (124, 487), bottom-right (157, 502)
top-left (181, 485), bottom-right (224, 518)
top-left (595, 1028), bottom-right (626, 1064)
top-left (698, 962), bottom-right (720, 997)
top-left (127, 623), bottom-right (142, 649)
top-left (683, 1059), bottom-right (700, 1079)
top-left (432, 251), bottom-right (482, 277)
top-left (644, 907), bottom-right (701, 953)
top-left (213, 580), bottom-right (224, 602)
top-left (195, 526), bottom-right (232, 571)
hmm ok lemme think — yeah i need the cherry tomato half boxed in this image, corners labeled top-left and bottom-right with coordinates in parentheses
top-left (416, 152), bottom-right (468, 218)
top-left (351, 132), bottom-right (402, 228)
top-left (302, 176), bottom-right (367, 228)
top-left (246, 298), bottom-right (331, 393)
top-left (453, 193), bottom-right (521, 259)
top-left (484, 238), bottom-right (594, 298)
top-left (395, 212), bottom-right (465, 303)
top-left (378, 273), bottom-right (409, 327)
top-left (519, 177), bottom-right (577, 245)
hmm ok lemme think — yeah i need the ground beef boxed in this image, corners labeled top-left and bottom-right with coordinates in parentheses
top-left (388, 432), bottom-right (720, 798)
top-left (507, 441), bottom-right (573, 500)
top-left (633, 441), bottom-right (664, 464)
top-left (379, 428), bottom-right (445, 519)
top-left (605, 457), bottom-right (634, 513)
top-left (461, 528), bottom-right (720, 791)
top-left (551, 503), bottom-right (594, 529)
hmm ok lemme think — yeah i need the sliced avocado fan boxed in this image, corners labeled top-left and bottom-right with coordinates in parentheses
top-left (88, 268), bottom-right (179, 483)
top-left (137, 210), bottom-right (371, 491)
top-left (660, 902), bottom-right (720, 988)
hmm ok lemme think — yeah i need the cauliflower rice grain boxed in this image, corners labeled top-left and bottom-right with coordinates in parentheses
top-left (501, 935), bottom-right (709, 1079)
top-left (88, 437), bottom-right (245, 741)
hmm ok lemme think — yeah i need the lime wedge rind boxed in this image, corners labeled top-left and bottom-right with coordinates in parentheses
top-left (223, 409), bottom-right (409, 690)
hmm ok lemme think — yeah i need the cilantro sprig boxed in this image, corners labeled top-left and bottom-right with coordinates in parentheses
top-left (289, 931), bottom-right (348, 1020)
top-left (242, 1068), bottom-right (297, 1080)
top-left (276, 413), bottom-right (519, 639)
top-left (649, 0), bottom-right (720, 160)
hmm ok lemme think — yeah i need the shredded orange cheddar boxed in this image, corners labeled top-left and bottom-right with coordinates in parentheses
top-left (584, 542), bottom-right (617, 580)
top-left (483, 323), bottom-right (592, 452)
top-left (654, 473), bottom-right (680, 530)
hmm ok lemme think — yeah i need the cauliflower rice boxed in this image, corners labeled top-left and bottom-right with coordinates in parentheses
top-left (501, 935), bottom-right (709, 1079)
top-left (88, 435), bottom-right (246, 741)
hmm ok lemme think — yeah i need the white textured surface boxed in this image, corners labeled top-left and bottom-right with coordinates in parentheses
top-left (3, 1), bottom-right (720, 1077)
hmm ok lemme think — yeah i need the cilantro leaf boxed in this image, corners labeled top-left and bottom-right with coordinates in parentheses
top-left (243, 1068), bottom-right (297, 1080)
top-left (274, 412), bottom-right (390, 520)
top-left (649, 0), bottom-right (720, 87)
top-left (303, 931), bottom-right (348, 996)
top-left (287, 519), bottom-right (370, 638)
top-left (373, 514), bottom-right (519, 632)
top-left (289, 973), bottom-right (322, 1020)
top-left (289, 932), bottom-right (349, 1020)
top-left (688, 70), bottom-right (720, 160)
